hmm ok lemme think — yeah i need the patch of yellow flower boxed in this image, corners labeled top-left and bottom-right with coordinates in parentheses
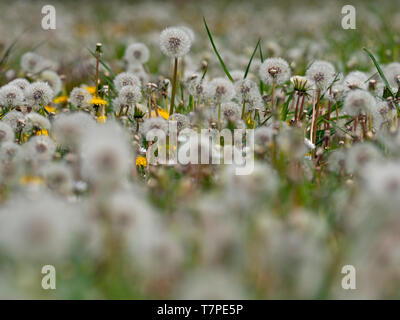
top-left (151, 108), bottom-right (169, 120)
top-left (44, 106), bottom-right (57, 113)
top-left (53, 96), bottom-right (69, 104)
top-left (20, 175), bottom-right (43, 185)
top-left (97, 115), bottom-right (107, 123)
top-left (35, 129), bottom-right (48, 136)
top-left (85, 86), bottom-right (96, 95)
top-left (136, 156), bottom-right (147, 167)
top-left (91, 97), bottom-right (108, 105)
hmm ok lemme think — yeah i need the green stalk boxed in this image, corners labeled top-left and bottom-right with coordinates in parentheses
top-left (170, 57), bottom-right (179, 115)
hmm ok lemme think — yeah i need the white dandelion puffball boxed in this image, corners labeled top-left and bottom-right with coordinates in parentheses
top-left (25, 135), bottom-right (56, 162)
top-left (80, 122), bottom-right (132, 185)
top-left (114, 72), bottom-right (141, 92)
top-left (0, 122), bottom-right (14, 145)
top-left (0, 84), bottom-right (24, 107)
top-left (343, 71), bottom-right (368, 91)
top-left (40, 70), bottom-right (62, 95)
top-left (24, 81), bottom-right (54, 108)
top-left (141, 116), bottom-right (169, 136)
top-left (160, 27), bottom-right (192, 58)
top-left (69, 87), bottom-right (93, 108)
top-left (20, 52), bottom-right (44, 74)
top-left (205, 77), bottom-right (235, 104)
top-left (53, 112), bottom-right (96, 149)
top-left (178, 25), bottom-right (195, 42)
top-left (383, 62), bottom-right (400, 88)
top-left (259, 57), bottom-right (291, 85)
top-left (8, 78), bottom-right (30, 91)
top-left (124, 43), bottom-right (150, 64)
top-left (305, 60), bottom-right (336, 91)
top-left (118, 85), bottom-right (142, 105)
top-left (343, 89), bottom-right (376, 117)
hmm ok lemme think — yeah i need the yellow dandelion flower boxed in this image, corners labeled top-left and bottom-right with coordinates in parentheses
top-left (35, 129), bottom-right (48, 136)
top-left (53, 96), bottom-right (69, 104)
top-left (44, 106), bottom-right (57, 113)
top-left (20, 175), bottom-right (43, 185)
top-left (85, 86), bottom-right (96, 95)
top-left (136, 156), bottom-right (147, 167)
top-left (152, 108), bottom-right (169, 120)
top-left (91, 97), bottom-right (108, 105)
top-left (97, 115), bottom-right (107, 123)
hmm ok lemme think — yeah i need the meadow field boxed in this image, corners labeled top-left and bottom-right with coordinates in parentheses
top-left (1, 0), bottom-right (400, 299)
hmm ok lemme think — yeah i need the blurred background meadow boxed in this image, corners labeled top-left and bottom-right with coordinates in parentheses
top-left (1, 0), bottom-right (400, 299)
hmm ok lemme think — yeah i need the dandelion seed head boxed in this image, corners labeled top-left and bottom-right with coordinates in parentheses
top-left (0, 84), bottom-right (24, 107)
top-left (81, 122), bottom-right (132, 185)
top-left (141, 116), bottom-right (169, 136)
top-left (24, 81), bottom-right (54, 108)
top-left (343, 71), bottom-right (368, 91)
top-left (40, 70), bottom-right (62, 95)
top-left (118, 85), bottom-right (142, 105)
top-left (124, 43), bottom-right (150, 64)
top-left (205, 77), bottom-right (235, 104)
top-left (53, 112), bottom-right (96, 149)
top-left (259, 57), bottom-right (291, 85)
top-left (0, 122), bottom-right (14, 145)
top-left (1, 111), bottom-right (26, 131)
top-left (28, 135), bottom-right (56, 159)
top-left (221, 102), bottom-right (241, 122)
top-left (20, 52), bottom-right (44, 74)
top-left (8, 78), bottom-right (30, 91)
top-left (24, 112), bottom-right (51, 133)
top-left (383, 62), bottom-right (400, 88)
top-left (69, 87), bottom-right (93, 108)
top-left (160, 27), bottom-right (192, 58)
top-left (343, 89), bottom-right (376, 117)
top-left (305, 60), bottom-right (335, 91)
top-left (169, 113), bottom-right (189, 132)
top-left (114, 72), bottom-right (141, 92)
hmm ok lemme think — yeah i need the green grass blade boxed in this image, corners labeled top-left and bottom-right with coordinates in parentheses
top-left (363, 47), bottom-right (394, 97)
top-left (258, 40), bottom-right (264, 94)
top-left (203, 17), bottom-right (233, 82)
top-left (243, 38), bottom-right (260, 79)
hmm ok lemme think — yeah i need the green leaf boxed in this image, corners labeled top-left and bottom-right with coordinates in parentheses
top-left (281, 91), bottom-right (293, 121)
top-left (258, 40), bottom-right (264, 94)
top-left (244, 38), bottom-right (260, 79)
top-left (203, 17), bottom-right (233, 82)
top-left (363, 47), bottom-right (394, 97)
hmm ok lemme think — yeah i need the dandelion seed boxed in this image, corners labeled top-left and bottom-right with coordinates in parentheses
top-left (259, 57), bottom-right (291, 85)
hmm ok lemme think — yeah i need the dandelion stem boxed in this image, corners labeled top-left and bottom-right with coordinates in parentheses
top-left (170, 57), bottom-right (179, 115)
top-left (241, 100), bottom-right (246, 120)
top-left (218, 103), bottom-right (221, 130)
top-left (271, 81), bottom-right (276, 113)
top-left (299, 94), bottom-right (306, 121)
top-left (294, 93), bottom-right (300, 123)
top-left (312, 89), bottom-right (321, 146)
